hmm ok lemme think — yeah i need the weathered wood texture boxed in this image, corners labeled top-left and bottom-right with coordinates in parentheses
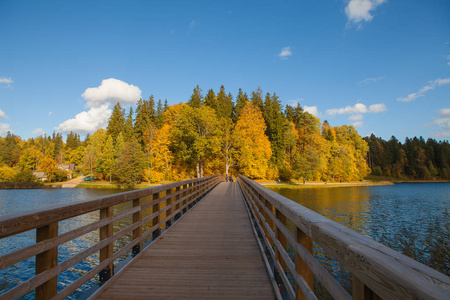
top-left (0, 175), bottom-right (220, 300)
top-left (93, 182), bottom-right (276, 300)
top-left (238, 175), bottom-right (450, 300)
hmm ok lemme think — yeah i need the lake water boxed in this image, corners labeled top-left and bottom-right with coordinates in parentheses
top-left (268, 183), bottom-right (449, 243)
top-left (1, 183), bottom-right (449, 298)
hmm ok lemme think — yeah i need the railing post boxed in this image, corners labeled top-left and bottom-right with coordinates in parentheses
top-left (182, 184), bottom-right (188, 213)
top-left (352, 275), bottom-right (382, 300)
top-left (152, 192), bottom-right (160, 238)
top-left (275, 209), bottom-right (287, 272)
top-left (132, 198), bottom-right (142, 256)
top-left (295, 227), bottom-right (313, 300)
top-left (175, 186), bottom-right (181, 219)
top-left (165, 188), bottom-right (173, 227)
top-left (265, 198), bottom-right (275, 246)
top-left (99, 206), bottom-right (114, 282)
top-left (35, 222), bottom-right (58, 300)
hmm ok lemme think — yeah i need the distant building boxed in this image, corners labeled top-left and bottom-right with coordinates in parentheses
top-left (32, 171), bottom-right (47, 182)
top-left (57, 164), bottom-right (75, 179)
top-left (58, 164), bottom-right (75, 172)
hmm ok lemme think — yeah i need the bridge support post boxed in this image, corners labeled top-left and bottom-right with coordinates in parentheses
top-left (295, 227), bottom-right (313, 300)
top-left (99, 206), bottom-right (114, 283)
top-left (132, 198), bottom-right (142, 256)
top-left (35, 222), bottom-right (58, 300)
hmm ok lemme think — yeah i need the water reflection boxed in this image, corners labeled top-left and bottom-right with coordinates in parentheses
top-left (268, 183), bottom-right (450, 295)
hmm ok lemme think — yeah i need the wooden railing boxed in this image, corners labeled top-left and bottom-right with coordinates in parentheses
top-left (0, 175), bottom-right (221, 300)
top-left (237, 175), bottom-right (450, 300)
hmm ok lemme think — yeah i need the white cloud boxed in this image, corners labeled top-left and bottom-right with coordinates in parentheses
top-left (348, 114), bottom-right (364, 121)
top-left (397, 77), bottom-right (450, 102)
top-left (358, 76), bottom-right (385, 84)
top-left (352, 121), bottom-right (363, 127)
top-left (0, 77), bottom-right (13, 85)
top-left (439, 108), bottom-right (450, 118)
top-left (434, 131), bottom-right (450, 138)
top-left (278, 47), bottom-right (292, 59)
top-left (32, 128), bottom-right (45, 136)
top-left (368, 103), bottom-right (387, 113)
top-left (345, 0), bottom-right (386, 25)
top-left (326, 103), bottom-right (386, 117)
top-left (82, 78), bottom-right (142, 108)
top-left (0, 123), bottom-right (11, 136)
top-left (327, 103), bottom-right (368, 115)
top-left (55, 104), bottom-right (112, 134)
top-left (429, 108), bottom-right (450, 138)
top-left (48, 111), bottom-right (53, 116)
top-left (304, 105), bottom-right (318, 116)
top-left (0, 109), bottom-right (7, 119)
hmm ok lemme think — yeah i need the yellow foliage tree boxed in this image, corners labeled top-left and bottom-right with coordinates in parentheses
top-left (233, 102), bottom-right (272, 179)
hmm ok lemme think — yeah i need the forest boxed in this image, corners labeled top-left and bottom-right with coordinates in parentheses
top-left (0, 85), bottom-right (447, 186)
top-left (364, 134), bottom-right (450, 180)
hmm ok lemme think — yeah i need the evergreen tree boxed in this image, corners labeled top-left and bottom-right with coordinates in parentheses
top-left (116, 136), bottom-right (145, 187)
top-left (233, 88), bottom-right (249, 122)
top-left (203, 89), bottom-right (217, 110)
top-left (134, 96), bottom-right (156, 144)
top-left (124, 107), bottom-right (134, 141)
top-left (107, 102), bottom-right (126, 142)
top-left (215, 85), bottom-right (234, 120)
top-left (251, 87), bottom-right (263, 111)
top-left (285, 104), bottom-right (295, 122)
top-left (188, 85), bottom-right (203, 108)
top-left (66, 131), bottom-right (81, 150)
top-left (0, 132), bottom-right (21, 167)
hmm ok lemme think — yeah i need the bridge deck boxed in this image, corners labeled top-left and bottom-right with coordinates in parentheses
top-left (92, 182), bottom-right (276, 300)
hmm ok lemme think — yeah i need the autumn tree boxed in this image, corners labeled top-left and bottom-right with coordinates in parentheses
top-left (39, 157), bottom-right (58, 182)
top-left (233, 102), bottom-right (272, 179)
top-left (171, 104), bottom-right (219, 178)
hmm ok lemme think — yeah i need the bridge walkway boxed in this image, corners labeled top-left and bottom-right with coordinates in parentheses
top-left (92, 182), bottom-right (276, 300)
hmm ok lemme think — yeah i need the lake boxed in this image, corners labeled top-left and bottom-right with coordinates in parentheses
top-left (1, 183), bottom-right (449, 298)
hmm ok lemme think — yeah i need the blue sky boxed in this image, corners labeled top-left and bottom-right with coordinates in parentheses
top-left (0, 0), bottom-right (449, 141)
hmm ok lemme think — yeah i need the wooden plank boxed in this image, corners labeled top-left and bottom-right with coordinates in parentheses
top-left (93, 182), bottom-right (276, 300)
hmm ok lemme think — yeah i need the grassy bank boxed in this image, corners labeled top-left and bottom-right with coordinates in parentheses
top-left (76, 182), bottom-right (159, 189)
top-left (260, 179), bottom-right (394, 189)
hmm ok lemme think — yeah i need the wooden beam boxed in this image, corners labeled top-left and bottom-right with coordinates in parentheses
top-left (35, 222), bottom-right (58, 300)
top-left (99, 206), bottom-right (114, 282)
top-left (296, 227), bottom-right (314, 300)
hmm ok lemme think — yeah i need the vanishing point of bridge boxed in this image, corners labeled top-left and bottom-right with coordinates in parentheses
top-left (0, 175), bottom-right (449, 300)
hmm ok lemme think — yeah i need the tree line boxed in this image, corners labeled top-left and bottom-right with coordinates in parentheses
top-left (0, 85), bottom-right (413, 186)
top-left (364, 134), bottom-right (450, 180)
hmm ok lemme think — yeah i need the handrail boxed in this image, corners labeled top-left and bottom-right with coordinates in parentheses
top-left (0, 175), bottom-right (221, 300)
top-left (237, 175), bottom-right (450, 300)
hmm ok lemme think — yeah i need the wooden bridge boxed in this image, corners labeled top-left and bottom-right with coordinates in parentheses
top-left (0, 175), bottom-right (449, 300)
